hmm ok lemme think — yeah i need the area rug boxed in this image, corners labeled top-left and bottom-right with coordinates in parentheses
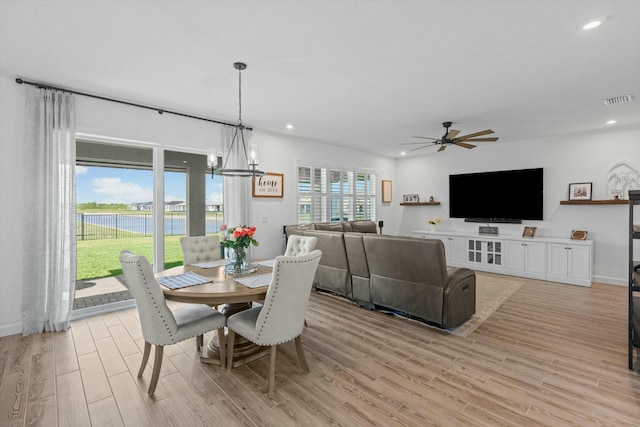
top-left (447, 272), bottom-right (523, 337)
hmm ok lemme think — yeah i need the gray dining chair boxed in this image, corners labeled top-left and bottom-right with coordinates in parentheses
top-left (119, 250), bottom-right (226, 395)
top-left (226, 250), bottom-right (322, 395)
top-left (180, 235), bottom-right (222, 265)
top-left (284, 235), bottom-right (318, 256)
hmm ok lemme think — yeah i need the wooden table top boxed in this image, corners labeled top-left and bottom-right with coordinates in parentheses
top-left (158, 262), bottom-right (271, 305)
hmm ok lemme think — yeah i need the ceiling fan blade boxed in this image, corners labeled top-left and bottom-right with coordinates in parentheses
top-left (459, 137), bottom-right (499, 142)
top-left (410, 145), bottom-right (433, 152)
top-left (412, 136), bottom-right (440, 141)
top-left (446, 129), bottom-right (460, 139)
top-left (455, 129), bottom-right (494, 140)
top-left (401, 141), bottom-right (437, 145)
top-left (438, 146), bottom-right (447, 152)
top-left (455, 141), bottom-right (476, 149)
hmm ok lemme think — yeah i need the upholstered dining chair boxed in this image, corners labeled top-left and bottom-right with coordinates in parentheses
top-left (119, 250), bottom-right (226, 395)
top-left (284, 235), bottom-right (318, 256)
top-left (180, 235), bottom-right (222, 265)
top-left (226, 250), bottom-right (322, 395)
top-left (283, 235), bottom-right (318, 327)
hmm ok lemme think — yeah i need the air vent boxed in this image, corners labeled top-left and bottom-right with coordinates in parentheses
top-left (603, 94), bottom-right (633, 106)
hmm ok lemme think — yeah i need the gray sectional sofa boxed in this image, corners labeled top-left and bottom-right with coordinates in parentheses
top-left (285, 221), bottom-right (476, 328)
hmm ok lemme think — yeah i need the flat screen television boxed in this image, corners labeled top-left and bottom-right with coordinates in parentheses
top-left (449, 168), bottom-right (543, 223)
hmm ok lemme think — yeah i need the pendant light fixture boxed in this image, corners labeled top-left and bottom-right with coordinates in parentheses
top-left (209, 62), bottom-right (265, 178)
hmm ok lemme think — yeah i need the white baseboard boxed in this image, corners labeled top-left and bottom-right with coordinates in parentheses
top-left (593, 275), bottom-right (627, 286)
top-left (0, 321), bottom-right (22, 337)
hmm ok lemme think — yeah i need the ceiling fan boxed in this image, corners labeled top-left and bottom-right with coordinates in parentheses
top-left (403, 121), bottom-right (498, 152)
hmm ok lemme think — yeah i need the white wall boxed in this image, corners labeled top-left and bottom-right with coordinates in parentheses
top-left (395, 124), bottom-right (640, 286)
top-left (0, 76), bottom-right (27, 336)
top-left (248, 130), bottom-right (397, 259)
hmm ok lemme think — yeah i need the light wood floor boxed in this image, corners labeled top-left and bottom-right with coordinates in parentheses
top-left (2, 272), bottom-right (640, 426)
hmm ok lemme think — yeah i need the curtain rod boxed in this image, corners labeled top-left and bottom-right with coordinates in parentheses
top-left (14, 77), bottom-right (250, 130)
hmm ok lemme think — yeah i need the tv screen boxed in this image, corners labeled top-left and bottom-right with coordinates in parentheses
top-left (449, 168), bottom-right (543, 223)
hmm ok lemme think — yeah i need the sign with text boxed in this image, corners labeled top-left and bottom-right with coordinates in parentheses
top-left (252, 172), bottom-right (284, 198)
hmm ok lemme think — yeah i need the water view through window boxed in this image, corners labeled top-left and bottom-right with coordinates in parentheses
top-left (75, 164), bottom-right (224, 311)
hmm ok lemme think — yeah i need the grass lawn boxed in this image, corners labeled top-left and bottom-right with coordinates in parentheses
top-left (77, 235), bottom-right (183, 280)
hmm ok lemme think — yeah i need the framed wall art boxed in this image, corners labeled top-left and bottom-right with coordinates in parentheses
top-left (382, 180), bottom-right (392, 203)
top-left (568, 182), bottom-right (592, 201)
top-left (252, 172), bottom-right (284, 198)
top-left (522, 226), bottom-right (537, 238)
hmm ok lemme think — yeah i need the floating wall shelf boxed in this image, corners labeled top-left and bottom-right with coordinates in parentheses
top-left (560, 199), bottom-right (629, 205)
top-left (400, 202), bottom-right (441, 206)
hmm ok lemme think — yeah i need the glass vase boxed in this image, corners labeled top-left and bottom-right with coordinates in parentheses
top-left (233, 246), bottom-right (248, 273)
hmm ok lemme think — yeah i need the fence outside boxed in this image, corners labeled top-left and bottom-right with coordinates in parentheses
top-left (77, 212), bottom-right (224, 240)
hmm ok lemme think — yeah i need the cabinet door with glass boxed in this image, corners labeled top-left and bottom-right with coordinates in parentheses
top-left (467, 238), bottom-right (503, 267)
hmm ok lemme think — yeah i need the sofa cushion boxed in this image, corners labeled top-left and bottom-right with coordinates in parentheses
top-left (314, 222), bottom-right (345, 231)
top-left (284, 223), bottom-right (315, 238)
top-left (302, 230), bottom-right (351, 298)
top-left (344, 233), bottom-right (371, 305)
top-left (364, 235), bottom-right (450, 324)
top-left (341, 222), bottom-right (353, 232)
top-left (350, 221), bottom-right (377, 233)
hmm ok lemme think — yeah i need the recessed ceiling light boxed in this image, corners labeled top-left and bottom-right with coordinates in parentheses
top-left (606, 119), bottom-right (617, 125)
top-left (286, 123), bottom-right (294, 130)
top-left (400, 151), bottom-right (406, 156)
top-left (580, 17), bottom-right (606, 31)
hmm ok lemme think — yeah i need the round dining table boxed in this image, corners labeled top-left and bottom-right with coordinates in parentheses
top-left (158, 262), bottom-right (272, 366)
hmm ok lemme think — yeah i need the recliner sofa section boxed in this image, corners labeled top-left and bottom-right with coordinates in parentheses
top-left (362, 234), bottom-right (476, 328)
top-left (284, 222), bottom-right (476, 328)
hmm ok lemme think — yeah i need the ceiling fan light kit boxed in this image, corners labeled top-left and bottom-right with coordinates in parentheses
top-left (404, 121), bottom-right (499, 153)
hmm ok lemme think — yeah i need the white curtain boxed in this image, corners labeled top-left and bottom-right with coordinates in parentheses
top-left (22, 87), bottom-right (76, 335)
top-left (221, 125), bottom-right (252, 227)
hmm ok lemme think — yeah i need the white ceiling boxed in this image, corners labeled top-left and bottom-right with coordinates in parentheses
top-left (1, 0), bottom-right (639, 158)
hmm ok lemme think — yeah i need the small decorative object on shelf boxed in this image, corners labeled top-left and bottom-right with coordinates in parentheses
top-left (570, 230), bottom-right (588, 240)
top-left (221, 224), bottom-right (259, 275)
top-left (403, 194), bottom-right (419, 203)
top-left (426, 217), bottom-right (441, 232)
top-left (522, 226), bottom-right (537, 238)
top-left (429, 196), bottom-right (434, 203)
top-left (568, 182), bottom-right (592, 201)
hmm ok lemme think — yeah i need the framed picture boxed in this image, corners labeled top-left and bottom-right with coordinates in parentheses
top-left (252, 172), bottom-right (284, 198)
top-left (522, 226), bottom-right (537, 238)
top-left (382, 180), bottom-right (392, 203)
top-left (571, 230), bottom-right (588, 240)
top-left (568, 182), bottom-right (592, 201)
top-left (402, 194), bottom-right (419, 203)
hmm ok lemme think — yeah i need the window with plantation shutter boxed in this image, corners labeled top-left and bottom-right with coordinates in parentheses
top-left (297, 163), bottom-right (376, 224)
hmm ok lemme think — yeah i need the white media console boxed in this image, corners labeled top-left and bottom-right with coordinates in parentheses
top-left (413, 230), bottom-right (593, 287)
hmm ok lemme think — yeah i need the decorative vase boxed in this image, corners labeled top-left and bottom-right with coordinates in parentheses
top-left (232, 246), bottom-right (248, 273)
top-left (430, 224), bottom-right (436, 232)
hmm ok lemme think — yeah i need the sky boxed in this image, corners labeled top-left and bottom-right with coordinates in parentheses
top-left (76, 166), bottom-right (223, 204)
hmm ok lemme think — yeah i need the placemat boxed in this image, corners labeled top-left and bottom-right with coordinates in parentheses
top-left (157, 272), bottom-right (210, 289)
top-left (234, 273), bottom-right (272, 288)
top-left (255, 259), bottom-right (275, 268)
top-left (192, 259), bottom-right (231, 269)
